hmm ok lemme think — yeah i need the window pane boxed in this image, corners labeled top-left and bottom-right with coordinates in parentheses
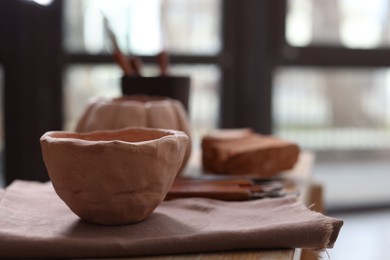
top-left (63, 65), bottom-right (122, 131)
top-left (273, 67), bottom-right (390, 151)
top-left (286, 0), bottom-right (390, 48)
top-left (63, 65), bottom-right (220, 143)
top-left (64, 0), bottom-right (221, 55)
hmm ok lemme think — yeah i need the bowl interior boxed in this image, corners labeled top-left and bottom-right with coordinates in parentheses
top-left (49, 129), bottom-right (172, 143)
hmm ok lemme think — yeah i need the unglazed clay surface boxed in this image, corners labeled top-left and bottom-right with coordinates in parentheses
top-left (40, 127), bottom-right (189, 225)
top-left (75, 96), bottom-right (192, 172)
top-left (202, 129), bottom-right (300, 177)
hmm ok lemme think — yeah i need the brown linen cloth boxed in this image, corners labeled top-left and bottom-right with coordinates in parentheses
top-left (0, 181), bottom-right (343, 258)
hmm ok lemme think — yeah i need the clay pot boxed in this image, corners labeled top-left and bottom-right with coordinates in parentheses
top-left (75, 96), bottom-right (191, 172)
top-left (40, 127), bottom-right (189, 225)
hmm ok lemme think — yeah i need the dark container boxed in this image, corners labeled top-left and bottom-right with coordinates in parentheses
top-left (121, 76), bottom-right (191, 111)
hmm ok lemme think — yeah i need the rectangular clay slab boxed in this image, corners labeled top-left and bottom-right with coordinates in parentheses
top-left (202, 129), bottom-right (300, 177)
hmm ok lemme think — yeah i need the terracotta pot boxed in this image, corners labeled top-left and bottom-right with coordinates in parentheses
top-left (75, 96), bottom-right (191, 172)
top-left (40, 127), bottom-right (189, 225)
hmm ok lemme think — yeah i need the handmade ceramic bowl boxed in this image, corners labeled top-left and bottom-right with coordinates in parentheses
top-left (40, 127), bottom-right (189, 225)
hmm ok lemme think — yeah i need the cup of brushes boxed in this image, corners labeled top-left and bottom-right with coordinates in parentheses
top-left (120, 51), bottom-right (191, 112)
top-left (103, 15), bottom-right (191, 111)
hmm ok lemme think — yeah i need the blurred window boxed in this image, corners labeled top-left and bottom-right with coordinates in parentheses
top-left (286, 0), bottom-right (390, 48)
top-left (274, 0), bottom-right (390, 155)
top-left (64, 0), bottom-right (221, 55)
top-left (274, 67), bottom-right (390, 151)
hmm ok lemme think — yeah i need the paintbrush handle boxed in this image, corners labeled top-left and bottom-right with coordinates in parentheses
top-left (157, 50), bottom-right (169, 76)
top-left (103, 15), bottom-right (133, 76)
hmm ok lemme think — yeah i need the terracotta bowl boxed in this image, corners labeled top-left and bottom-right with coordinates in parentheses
top-left (40, 127), bottom-right (189, 225)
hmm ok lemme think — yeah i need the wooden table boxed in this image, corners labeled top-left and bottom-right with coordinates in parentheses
top-left (99, 152), bottom-right (317, 260)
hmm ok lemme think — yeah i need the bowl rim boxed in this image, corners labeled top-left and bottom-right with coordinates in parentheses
top-left (89, 95), bottom-right (181, 106)
top-left (40, 127), bottom-right (188, 147)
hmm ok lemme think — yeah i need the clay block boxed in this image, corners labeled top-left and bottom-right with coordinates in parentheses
top-left (202, 129), bottom-right (300, 177)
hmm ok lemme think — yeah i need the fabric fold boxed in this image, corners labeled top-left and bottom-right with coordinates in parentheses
top-left (0, 181), bottom-right (343, 258)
